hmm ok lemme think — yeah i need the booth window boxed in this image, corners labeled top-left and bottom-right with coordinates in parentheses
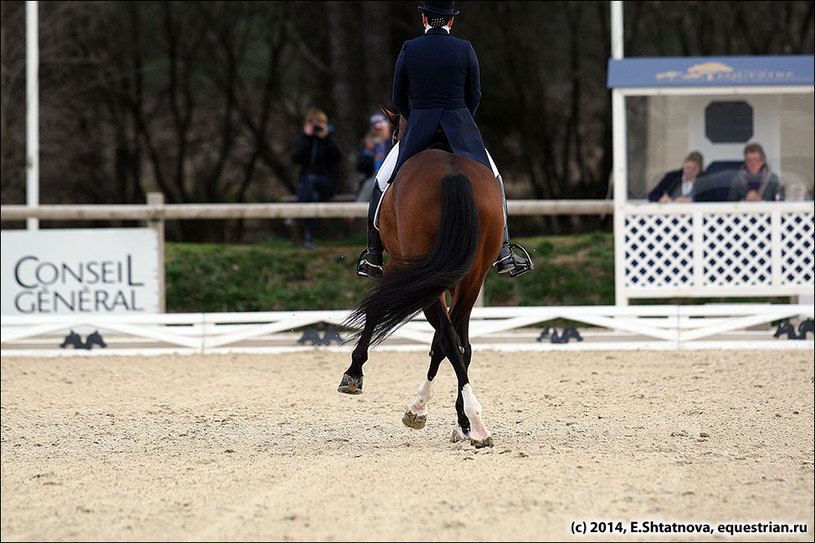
top-left (705, 101), bottom-right (753, 143)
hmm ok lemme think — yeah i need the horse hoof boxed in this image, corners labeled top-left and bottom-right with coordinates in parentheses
top-left (470, 436), bottom-right (494, 449)
top-left (402, 410), bottom-right (427, 429)
top-left (337, 373), bottom-right (363, 395)
top-left (450, 428), bottom-right (493, 448)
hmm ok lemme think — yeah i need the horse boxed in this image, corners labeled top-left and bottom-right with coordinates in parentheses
top-left (551, 325), bottom-right (584, 344)
top-left (338, 109), bottom-right (504, 448)
top-left (797, 318), bottom-right (813, 339)
top-left (60, 330), bottom-right (84, 349)
top-left (297, 327), bottom-right (323, 345)
top-left (536, 325), bottom-right (555, 342)
top-left (321, 326), bottom-right (345, 345)
top-left (84, 330), bottom-right (107, 349)
top-left (773, 320), bottom-right (798, 340)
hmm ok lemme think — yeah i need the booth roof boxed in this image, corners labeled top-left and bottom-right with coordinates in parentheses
top-left (607, 55), bottom-right (814, 88)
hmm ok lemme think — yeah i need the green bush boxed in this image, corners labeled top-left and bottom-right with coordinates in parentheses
top-left (164, 232), bottom-right (616, 313)
top-left (165, 231), bottom-right (784, 314)
top-left (482, 233), bottom-right (614, 307)
top-left (165, 241), bottom-right (371, 312)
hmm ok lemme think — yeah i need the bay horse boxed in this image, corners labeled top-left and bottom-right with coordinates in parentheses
top-left (338, 109), bottom-right (504, 448)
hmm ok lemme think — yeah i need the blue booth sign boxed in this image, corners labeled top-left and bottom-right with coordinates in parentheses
top-left (608, 55), bottom-right (814, 88)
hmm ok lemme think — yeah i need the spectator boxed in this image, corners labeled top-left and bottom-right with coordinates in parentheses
top-left (729, 142), bottom-right (781, 202)
top-left (355, 111), bottom-right (393, 202)
top-left (290, 107), bottom-right (342, 248)
top-left (648, 151), bottom-right (705, 203)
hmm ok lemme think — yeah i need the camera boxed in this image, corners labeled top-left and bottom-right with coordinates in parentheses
top-left (312, 123), bottom-right (323, 134)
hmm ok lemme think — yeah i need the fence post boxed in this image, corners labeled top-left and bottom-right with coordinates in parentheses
top-left (147, 192), bottom-right (166, 313)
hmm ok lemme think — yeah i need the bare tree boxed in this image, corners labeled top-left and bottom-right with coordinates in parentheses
top-left (1, 1), bottom-right (811, 241)
top-left (362, 1), bottom-right (392, 112)
top-left (0, 1), bottom-right (27, 204)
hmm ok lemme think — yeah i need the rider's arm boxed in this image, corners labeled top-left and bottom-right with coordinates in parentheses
top-left (465, 43), bottom-right (482, 117)
top-left (393, 45), bottom-right (411, 120)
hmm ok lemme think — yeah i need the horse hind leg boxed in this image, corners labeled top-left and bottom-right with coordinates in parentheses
top-left (402, 376), bottom-right (435, 429)
top-left (338, 344), bottom-right (368, 394)
top-left (449, 367), bottom-right (493, 447)
top-left (451, 384), bottom-right (493, 448)
top-left (403, 331), bottom-right (444, 430)
top-left (403, 302), bottom-right (446, 429)
top-left (439, 332), bottom-right (493, 447)
top-left (338, 317), bottom-right (376, 395)
top-left (449, 297), bottom-right (493, 448)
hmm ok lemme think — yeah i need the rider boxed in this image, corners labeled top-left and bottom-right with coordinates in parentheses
top-left (355, 0), bottom-right (533, 279)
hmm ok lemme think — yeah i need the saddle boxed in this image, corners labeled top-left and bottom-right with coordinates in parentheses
top-left (427, 126), bottom-right (452, 153)
top-left (374, 127), bottom-right (453, 230)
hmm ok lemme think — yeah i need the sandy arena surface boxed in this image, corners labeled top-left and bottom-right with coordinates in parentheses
top-left (1, 348), bottom-right (813, 542)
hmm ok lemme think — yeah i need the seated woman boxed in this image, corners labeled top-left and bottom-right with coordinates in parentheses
top-left (648, 151), bottom-right (704, 203)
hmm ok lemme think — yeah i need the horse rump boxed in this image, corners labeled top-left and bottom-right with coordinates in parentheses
top-left (344, 172), bottom-right (479, 346)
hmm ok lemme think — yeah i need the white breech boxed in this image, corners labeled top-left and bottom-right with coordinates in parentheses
top-left (375, 142), bottom-right (501, 192)
top-left (375, 142), bottom-right (401, 191)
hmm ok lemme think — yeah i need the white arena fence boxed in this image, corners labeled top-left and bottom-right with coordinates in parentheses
top-left (2, 304), bottom-right (812, 357)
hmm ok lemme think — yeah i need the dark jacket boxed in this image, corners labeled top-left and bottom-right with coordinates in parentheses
top-left (648, 170), bottom-right (685, 202)
top-left (290, 132), bottom-right (342, 182)
top-left (388, 28), bottom-right (491, 182)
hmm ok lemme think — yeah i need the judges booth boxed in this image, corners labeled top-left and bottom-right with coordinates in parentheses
top-left (608, 55), bottom-right (814, 305)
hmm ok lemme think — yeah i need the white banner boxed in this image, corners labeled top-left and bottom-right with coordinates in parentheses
top-left (1, 228), bottom-right (160, 315)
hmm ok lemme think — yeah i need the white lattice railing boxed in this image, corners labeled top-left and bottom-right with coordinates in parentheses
top-left (618, 201), bottom-right (814, 303)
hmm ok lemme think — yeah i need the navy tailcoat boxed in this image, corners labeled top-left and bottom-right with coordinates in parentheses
top-left (388, 28), bottom-right (491, 182)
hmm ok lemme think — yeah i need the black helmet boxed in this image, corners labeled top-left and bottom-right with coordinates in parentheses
top-left (417, 1), bottom-right (459, 16)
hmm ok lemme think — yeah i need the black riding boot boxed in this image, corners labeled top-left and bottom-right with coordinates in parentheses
top-left (356, 183), bottom-right (384, 278)
top-left (493, 174), bottom-right (534, 277)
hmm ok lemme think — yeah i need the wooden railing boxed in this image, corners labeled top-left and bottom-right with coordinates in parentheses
top-left (0, 195), bottom-right (614, 222)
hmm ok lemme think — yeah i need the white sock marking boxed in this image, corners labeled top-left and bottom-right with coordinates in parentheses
top-left (461, 384), bottom-right (482, 419)
top-left (461, 383), bottom-right (490, 440)
top-left (408, 378), bottom-right (435, 416)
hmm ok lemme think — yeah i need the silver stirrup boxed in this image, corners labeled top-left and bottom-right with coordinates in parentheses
top-left (495, 243), bottom-right (534, 278)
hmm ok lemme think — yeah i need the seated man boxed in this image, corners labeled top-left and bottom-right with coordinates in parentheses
top-left (729, 142), bottom-right (782, 201)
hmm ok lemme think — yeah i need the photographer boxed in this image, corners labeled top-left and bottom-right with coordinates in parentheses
top-left (290, 107), bottom-right (342, 248)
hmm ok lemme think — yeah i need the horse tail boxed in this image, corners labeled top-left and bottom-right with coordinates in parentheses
top-left (345, 172), bottom-right (479, 346)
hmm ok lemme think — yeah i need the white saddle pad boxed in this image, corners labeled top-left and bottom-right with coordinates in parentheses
top-left (373, 180), bottom-right (393, 232)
